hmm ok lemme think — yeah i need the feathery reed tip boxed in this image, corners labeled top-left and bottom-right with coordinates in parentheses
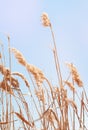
top-left (41, 12), bottom-right (51, 27)
top-left (11, 48), bottom-right (26, 66)
top-left (66, 63), bottom-right (83, 87)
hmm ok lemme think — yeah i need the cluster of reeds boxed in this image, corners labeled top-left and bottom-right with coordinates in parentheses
top-left (0, 13), bottom-right (88, 130)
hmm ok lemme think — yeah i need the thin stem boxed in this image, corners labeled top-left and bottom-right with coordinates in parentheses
top-left (82, 92), bottom-right (85, 130)
top-left (50, 24), bottom-right (62, 86)
top-left (73, 91), bottom-right (75, 130)
top-left (83, 87), bottom-right (88, 103)
top-left (8, 35), bottom-right (12, 130)
top-left (71, 64), bottom-right (75, 130)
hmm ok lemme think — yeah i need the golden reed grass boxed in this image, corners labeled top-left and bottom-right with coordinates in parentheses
top-left (41, 13), bottom-right (51, 27)
top-left (0, 12), bottom-right (87, 130)
top-left (11, 48), bottom-right (45, 86)
top-left (66, 63), bottom-right (83, 87)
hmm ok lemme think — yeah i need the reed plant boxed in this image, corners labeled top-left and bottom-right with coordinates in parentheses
top-left (0, 13), bottom-right (87, 130)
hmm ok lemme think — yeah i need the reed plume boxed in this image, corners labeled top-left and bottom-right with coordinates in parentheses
top-left (41, 13), bottom-right (51, 27)
top-left (66, 63), bottom-right (83, 87)
top-left (11, 48), bottom-right (45, 86)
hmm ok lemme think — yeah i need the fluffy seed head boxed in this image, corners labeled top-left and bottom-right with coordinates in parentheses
top-left (66, 63), bottom-right (83, 87)
top-left (41, 12), bottom-right (51, 27)
top-left (11, 48), bottom-right (26, 66)
top-left (26, 64), bottom-right (45, 86)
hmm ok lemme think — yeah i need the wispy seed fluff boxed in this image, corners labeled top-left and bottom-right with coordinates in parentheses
top-left (41, 12), bottom-right (51, 27)
top-left (66, 63), bottom-right (83, 87)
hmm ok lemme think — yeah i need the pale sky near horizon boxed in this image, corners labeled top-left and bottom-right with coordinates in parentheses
top-left (0, 0), bottom-right (88, 128)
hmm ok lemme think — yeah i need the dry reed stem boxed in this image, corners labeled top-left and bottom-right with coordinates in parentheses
top-left (0, 120), bottom-right (17, 125)
top-left (52, 87), bottom-right (59, 99)
top-left (0, 52), bottom-right (2, 59)
top-left (15, 112), bottom-right (33, 127)
top-left (42, 108), bottom-right (59, 129)
top-left (65, 98), bottom-right (77, 110)
top-left (41, 12), bottom-right (63, 86)
top-left (35, 86), bottom-right (45, 102)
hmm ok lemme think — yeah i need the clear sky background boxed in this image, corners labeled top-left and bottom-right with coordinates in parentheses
top-left (0, 0), bottom-right (88, 128)
top-left (0, 0), bottom-right (88, 86)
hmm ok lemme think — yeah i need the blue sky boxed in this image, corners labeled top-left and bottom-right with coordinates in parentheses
top-left (0, 0), bottom-right (88, 85)
top-left (0, 0), bottom-right (88, 128)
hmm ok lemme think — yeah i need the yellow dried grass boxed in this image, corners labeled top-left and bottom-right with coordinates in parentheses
top-left (65, 98), bottom-right (77, 110)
